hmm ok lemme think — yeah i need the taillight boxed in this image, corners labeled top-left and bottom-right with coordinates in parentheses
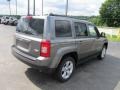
top-left (40, 40), bottom-right (51, 57)
top-left (26, 16), bottom-right (32, 20)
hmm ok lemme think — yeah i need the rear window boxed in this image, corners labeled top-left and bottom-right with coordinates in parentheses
top-left (16, 17), bottom-right (44, 36)
top-left (55, 20), bottom-right (72, 37)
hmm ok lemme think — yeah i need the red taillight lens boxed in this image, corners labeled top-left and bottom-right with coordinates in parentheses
top-left (26, 16), bottom-right (32, 20)
top-left (40, 40), bottom-right (51, 57)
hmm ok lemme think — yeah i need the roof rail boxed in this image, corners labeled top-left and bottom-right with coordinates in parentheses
top-left (48, 13), bottom-right (90, 23)
top-left (48, 13), bottom-right (72, 18)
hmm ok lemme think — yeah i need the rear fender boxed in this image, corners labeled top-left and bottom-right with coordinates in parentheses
top-left (50, 46), bottom-right (77, 68)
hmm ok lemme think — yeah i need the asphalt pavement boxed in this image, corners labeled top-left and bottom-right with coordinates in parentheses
top-left (0, 24), bottom-right (120, 90)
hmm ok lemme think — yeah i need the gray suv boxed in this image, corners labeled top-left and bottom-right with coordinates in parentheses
top-left (12, 14), bottom-right (108, 82)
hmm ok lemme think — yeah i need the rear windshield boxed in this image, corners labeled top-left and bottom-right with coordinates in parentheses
top-left (16, 17), bottom-right (44, 36)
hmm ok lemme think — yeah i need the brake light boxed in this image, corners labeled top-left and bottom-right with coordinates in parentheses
top-left (26, 16), bottom-right (32, 20)
top-left (40, 40), bottom-right (51, 57)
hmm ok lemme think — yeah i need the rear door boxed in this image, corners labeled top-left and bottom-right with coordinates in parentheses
top-left (74, 22), bottom-right (95, 60)
top-left (15, 17), bottom-right (45, 58)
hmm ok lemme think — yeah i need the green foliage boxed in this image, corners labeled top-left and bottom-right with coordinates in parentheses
top-left (89, 16), bottom-right (104, 26)
top-left (100, 0), bottom-right (120, 27)
top-left (106, 34), bottom-right (120, 42)
top-left (71, 16), bottom-right (104, 26)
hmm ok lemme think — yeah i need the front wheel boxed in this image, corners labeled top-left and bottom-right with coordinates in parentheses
top-left (98, 46), bottom-right (107, 60)
top-left (55, 56), bottom-right (75, 82)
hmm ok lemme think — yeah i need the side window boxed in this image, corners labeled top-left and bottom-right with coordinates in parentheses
top-left (55, 20), bottom-right (72, 37)
top-left (88, 25), bottom-right (98, 37)
top-left (74, 22), bottom-right (88, 37)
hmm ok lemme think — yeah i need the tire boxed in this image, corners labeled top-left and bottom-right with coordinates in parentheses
top-left (55, 56), bottom-right (75, 82)
top-left (11, 23), bottom-right (14, 26)
top-left (97, 46), bottom-right (107, 60)
top-left (6, 22), bottom-right (9, 25)
top-left (5, 21), bottom-right (8, 25)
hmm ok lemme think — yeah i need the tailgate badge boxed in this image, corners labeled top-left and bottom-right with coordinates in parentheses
top-left (34, 49), bottom-right (39, 53)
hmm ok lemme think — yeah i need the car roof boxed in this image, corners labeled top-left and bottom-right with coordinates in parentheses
top-left (22, 16), bottom-right (47, 19)
top-left (21, 15), bottom-right (93, 25)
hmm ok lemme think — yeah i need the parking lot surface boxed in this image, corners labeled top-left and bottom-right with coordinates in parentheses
top-left (0, 24), bottom-right (120, 90)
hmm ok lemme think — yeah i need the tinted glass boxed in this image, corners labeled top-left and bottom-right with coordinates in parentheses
top-left (88, 25), bottom-right (97, 37)
top-left (16, 18), bottom-right (44, 36)
top-left (74, 22), bottom-right (88, 37)
top-left (10, 17), bottom-right (13, 20)
top-left (55, 20), bottom-right (72, 37)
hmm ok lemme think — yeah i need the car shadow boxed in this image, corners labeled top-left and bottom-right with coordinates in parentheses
top-left (25, 54), bottom-right (120, 90)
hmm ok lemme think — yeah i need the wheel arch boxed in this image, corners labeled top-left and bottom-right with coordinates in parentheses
top-left (104, 42), bottom-right (108, 49)
top-left (59, 52), bottom-right (78, 67)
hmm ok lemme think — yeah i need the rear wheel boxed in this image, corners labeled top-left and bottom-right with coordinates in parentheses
top-left (98, 46), bottom-right (107, 60)
top-left (55, 56), bottom-right (75, 82)
top-left (6, 21), bottom-right (9, 25)
top-left (5, 22), bottom-right (8, 25)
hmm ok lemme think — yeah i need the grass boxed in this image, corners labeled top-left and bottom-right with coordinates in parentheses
top-left (106, 34), bottom-right (120, 42)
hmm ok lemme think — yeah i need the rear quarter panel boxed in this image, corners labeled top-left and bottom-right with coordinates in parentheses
top-left (49, 39), bottom-right (76, 68)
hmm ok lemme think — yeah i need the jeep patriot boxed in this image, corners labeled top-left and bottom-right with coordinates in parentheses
top-left (12, 14), bottom-right (108, 82)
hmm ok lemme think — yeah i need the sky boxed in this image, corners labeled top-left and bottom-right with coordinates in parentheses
top-left (0, 0), bottom-right (105, 16)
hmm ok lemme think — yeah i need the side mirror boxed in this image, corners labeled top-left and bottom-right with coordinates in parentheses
top-left (101, 32), bottom-right (106, 37)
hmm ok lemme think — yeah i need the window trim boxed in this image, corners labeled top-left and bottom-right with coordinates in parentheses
top-left (87, 24), bottom-right (99, 38)
top-left (55, 20), bottom-right (72, 38)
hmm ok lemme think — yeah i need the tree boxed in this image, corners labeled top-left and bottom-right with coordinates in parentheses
top-left (89, 16), bottom-right (104, 26)
top-left (7, 0), bottom-right (11, 15)
top-left (100, 0), bottom-right (120, 27)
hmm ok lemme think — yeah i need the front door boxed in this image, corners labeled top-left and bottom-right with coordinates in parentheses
top-left (87, 25), bottom-right (103, 54)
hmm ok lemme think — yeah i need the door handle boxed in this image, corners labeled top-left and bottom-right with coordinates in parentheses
top-left (79, 41), bottom-right (83, 42)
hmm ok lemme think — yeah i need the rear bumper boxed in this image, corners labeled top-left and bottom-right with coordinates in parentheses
top-left (12, 45), bottom-right (55, 73)
top-left (9, 21), bottom-right (14, 24)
